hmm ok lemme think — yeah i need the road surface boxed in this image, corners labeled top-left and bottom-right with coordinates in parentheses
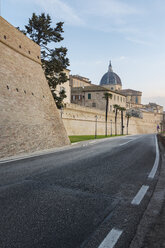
top-left (0, 134), bottom-right (160, 248)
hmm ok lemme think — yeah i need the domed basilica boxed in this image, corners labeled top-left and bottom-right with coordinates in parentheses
top-left (99, 61), bottom-right (142, 106)
top-left (100, 61), bottom-right (122, 91)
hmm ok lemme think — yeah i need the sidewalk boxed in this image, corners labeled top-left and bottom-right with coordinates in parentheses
top-left (129, 134), bottom-right (165, 248)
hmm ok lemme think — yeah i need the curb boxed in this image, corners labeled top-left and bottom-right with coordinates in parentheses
top-left (129, 137), bottom-right (165, 248)
top-left (0, 134), bottom-right (135, 164)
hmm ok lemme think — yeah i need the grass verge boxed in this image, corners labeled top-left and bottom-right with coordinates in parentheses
top-left (69, 135), bottom-right (124, 143)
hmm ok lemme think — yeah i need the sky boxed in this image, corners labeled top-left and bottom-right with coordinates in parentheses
top-left (1, 0), bottom-right (165, 107)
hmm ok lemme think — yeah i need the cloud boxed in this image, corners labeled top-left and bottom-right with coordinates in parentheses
top-left (34, 0), bottom-right (85, 26)
top-left (84, 0), bottom-right (139, 17)
top-left (126, 37), bottom-right (153, 46)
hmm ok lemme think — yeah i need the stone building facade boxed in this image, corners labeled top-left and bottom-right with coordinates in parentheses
top-left (70, 75), bottom-right (91, 87)
top-left (55, 68), bottom-right (71, 104)
top-left (71, 85), bottom-right (126, 112)
top-left (143, 102), bottom-right (164, 114)
top-left (119, 89), bottom-right (142, 108)
top-left (0, 17), bottom-right (70, 159)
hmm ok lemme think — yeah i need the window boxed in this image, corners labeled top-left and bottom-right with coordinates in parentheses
top-left (120, 97), bottom-right (122, 102)
top-left (111, 87), bottom-right (114, 90)
top-left (78, 95), bottom-right (81, 100)
top-left (117, 96), bottom-right (119, 101)
top-left (88, 93), bottom-right (91, 99)
top-left (73, 95), bottom-right (76, 100)
top-left (110, 105), bottom-right (112, 112)
top-left (114, 95), bottom-right (116, 100)
top-left (92, 102), bottom-right (96, 107)
top-left (136, 96), bottom-right (138, 103)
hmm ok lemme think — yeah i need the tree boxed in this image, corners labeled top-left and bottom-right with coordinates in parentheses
top-left (119, 107), bottom-right (126, 135)
top-left (55, 89), bottom-right (67, 109)
top-left (19, 13), bottom-right (69, 108)
top-left (113, 104), bottom-right (120, 135)
top-left (126, 112), bottom-right (131, 135)
top-left (103, 92), bottom-right (112, 136)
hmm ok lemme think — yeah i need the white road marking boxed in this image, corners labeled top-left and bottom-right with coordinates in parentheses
top-left (89, 141), bottom-right (97, 144)
top-left (131, 185), bottom-right (149, 205)
top-left (71, 142), bottom-right (81, 146)
top-left (119, 140), bottom-right (133, 146)
top-left (148, 135), bottom-right (159, 179)
top-left (98, 228), bottom-right (123, 248)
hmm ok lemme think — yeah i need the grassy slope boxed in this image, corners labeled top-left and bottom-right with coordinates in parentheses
top-left (69, 135), bottom-right (123, 143)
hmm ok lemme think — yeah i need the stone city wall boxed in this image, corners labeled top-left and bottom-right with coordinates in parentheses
top-left (62, 104), bottom-right (163, 136)
top-left (0, 17), bottom-right (70, 159)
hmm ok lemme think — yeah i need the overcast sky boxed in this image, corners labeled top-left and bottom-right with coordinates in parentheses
top-left (2, 0), bottom-right (165, 107)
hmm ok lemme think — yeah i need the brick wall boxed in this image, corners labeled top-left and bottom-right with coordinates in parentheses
top-left (0, 17), bottom-right (70, 159)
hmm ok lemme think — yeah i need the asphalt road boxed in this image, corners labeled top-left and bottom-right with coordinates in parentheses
top-left (0, 134), bottom-right (160, 248)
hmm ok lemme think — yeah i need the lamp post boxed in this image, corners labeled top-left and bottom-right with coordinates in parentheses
top-left (110, 119), bottom-right (112, 136)
top-left (95, 115), bottom-right (98, 139)
top-left (60, 106), bottom-right (64, 118)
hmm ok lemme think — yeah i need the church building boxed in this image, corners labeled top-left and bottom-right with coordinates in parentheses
top-left (100, 61), bottom-right (142, 108)
top-left (100, 61), bottom-right (122, 91)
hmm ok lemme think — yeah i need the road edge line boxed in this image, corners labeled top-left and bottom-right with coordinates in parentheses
top-left (129, 137), bottom-right (165, 248)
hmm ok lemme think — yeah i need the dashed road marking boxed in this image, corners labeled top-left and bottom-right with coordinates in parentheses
top-left (119, 140), bottom-right (133, 146)
top-left (131, 185), bottom-right (149, 205)
top-left (98, 228), bottom-right (123, 248)
top-left (148, 135), bottom-right (159, 179)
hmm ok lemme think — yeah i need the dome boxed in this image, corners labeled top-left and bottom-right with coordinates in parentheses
top-left (100, 61), bottom-right (122, 86)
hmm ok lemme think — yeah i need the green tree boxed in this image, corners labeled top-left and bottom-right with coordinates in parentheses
top-left (113, 104), bottom-right (120, 135)
top-left (126, 112), bottom-right (131, 135)
top-left (55, 89), bottom-right (67, 109)
top-left (119, 107), bottom-right (126, 135)
top-left (103, 92), bottom-right (112, 136)
top-left (19, 13), bottom-right (69, 108)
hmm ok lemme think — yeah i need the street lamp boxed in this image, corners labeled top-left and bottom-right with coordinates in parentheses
top-left (95, 115), bottom-right (98, 139)
top-left (110, 119), bottom-right (112, 136)
top-left (60, 106), bottom-right (64, 118)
